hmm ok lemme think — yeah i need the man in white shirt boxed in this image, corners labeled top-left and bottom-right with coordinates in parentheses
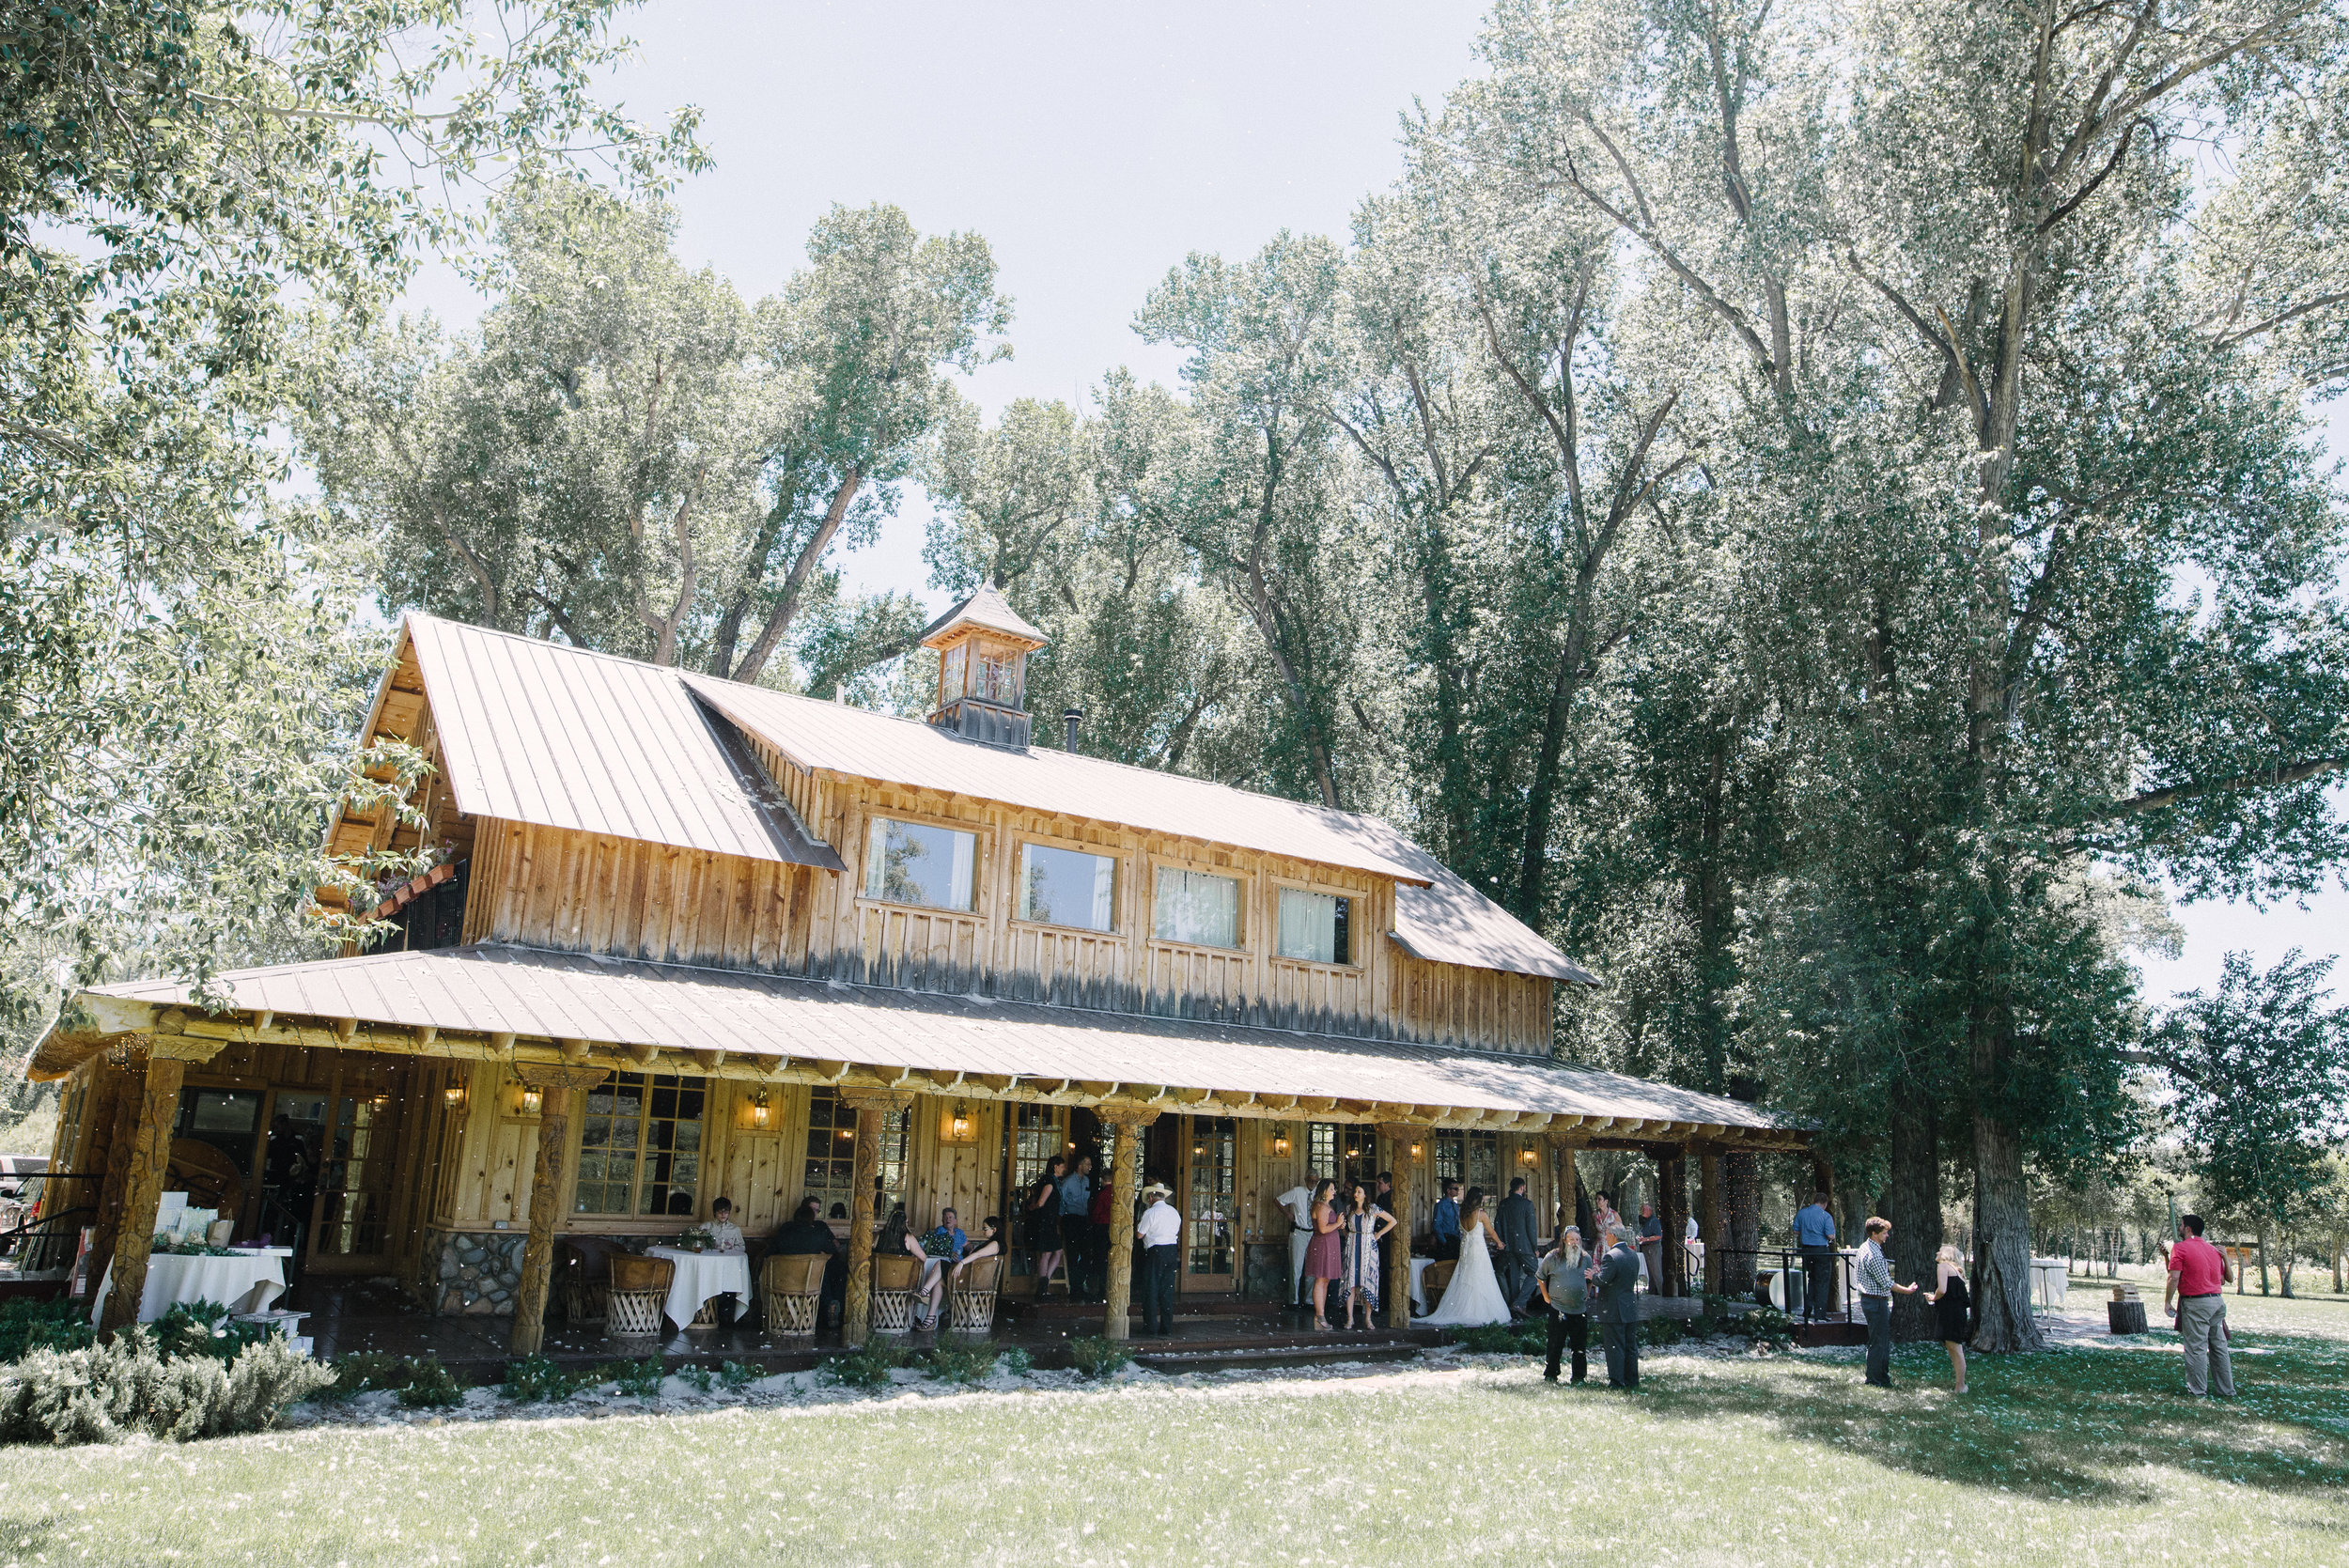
top-left (1136, 1181), bottom-right (1184, 1336)
top-left (1275, 1185), bottom-right (1315, 1307)
top-left (705, 1197), bottom-right (746, 1254)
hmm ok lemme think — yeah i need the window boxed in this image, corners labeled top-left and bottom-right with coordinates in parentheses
top-left (975, 651), bottom-right (1019, 704)
top-left (1465, 1129), bottom-right (1499, 1195)
top-left (941, 644), bottom-right (966, 700)
top-left (1307, 1123), bottom-right (1376, 1193)
top-left (1006, 1104), bottom-right (1065, 1279)
top-left (802, 1088), bottom-right (860, 1219)
top-left (1276, 887), bottom-right (1352, 965)
top-left (1307, 1122), bottom-right (1338, 1184)
top-left (1154, 867), bottom-right (1240, 948)
top-left (863, 817), bottom-right (975, 910)
top-left (1432, 1131), bottom-right (1463, 1187)
top-left (801, 1089), bottom-right (909, 1221)
top-left (1019, 844), bottom-right (1116, 931)
top-left (576, 1073), bottom-right (706, 1217)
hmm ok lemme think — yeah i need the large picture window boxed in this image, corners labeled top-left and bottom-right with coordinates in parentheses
top-left (801, 1089), bottom-right (910, 1222)
top-left (1276, 887), bottom-right (1352, 965)
top-left (575, 1073), bottom-right (706, 1218)
top-left (1019, 844), bottom-right (1116, 931)
top-left (1153, 867), bottom-right (1240, 949)
top-left (864, 817), bottom-right (975, 910)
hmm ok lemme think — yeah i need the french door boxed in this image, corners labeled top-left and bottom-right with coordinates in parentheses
top-left (1179, 1115), bottom-right (1237, 1292)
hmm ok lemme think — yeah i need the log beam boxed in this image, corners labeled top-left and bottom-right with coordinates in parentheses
top-left (508, 1063), bottom-right (610, 1356)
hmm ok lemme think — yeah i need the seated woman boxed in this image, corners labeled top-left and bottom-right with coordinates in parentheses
top-left (904, 1207), bottom-right (969, 1331)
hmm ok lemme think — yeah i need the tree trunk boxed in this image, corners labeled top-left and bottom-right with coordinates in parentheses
top-left (1885, 1082), bottom-right (1942, 1342)
top-left (1968, 1102), bottom-right (2045, 1353)
top-left (2256, 1224), bottom-right (2274, 1297)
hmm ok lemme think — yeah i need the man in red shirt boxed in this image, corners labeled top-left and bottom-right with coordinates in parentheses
top-left (2165, 1214), bottom-right (2235, 1398)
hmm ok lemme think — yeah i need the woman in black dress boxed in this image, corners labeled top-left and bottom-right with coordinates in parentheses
top-left (1026, 1156), bottom-right (1069, 1296)
top-left (1925, 1243), bottom-right (1971, 1392)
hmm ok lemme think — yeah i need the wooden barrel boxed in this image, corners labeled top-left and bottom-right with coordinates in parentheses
top-left (609, 1254), bottom-right (675, 1294)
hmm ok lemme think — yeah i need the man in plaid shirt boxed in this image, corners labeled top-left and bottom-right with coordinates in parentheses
top-left (1855, 1216), bottom-right (1919, 1388)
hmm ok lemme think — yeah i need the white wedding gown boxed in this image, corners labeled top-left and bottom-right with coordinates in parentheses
top-left (1419, 1218), bottom-right (1512, 1327)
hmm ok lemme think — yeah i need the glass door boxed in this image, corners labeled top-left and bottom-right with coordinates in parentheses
top-left (317, 1091), bottom-right (396, 1260)
top-left (1180, 1116), bottom-right (1237, 1292)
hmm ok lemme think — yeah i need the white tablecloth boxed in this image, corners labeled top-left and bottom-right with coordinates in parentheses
top-left (646, 1247), bottom-right (751, 1328)
top-left (90, 1249), bottom-right (289, 1326)
top-left (2030, 1258), bottom-right (2068, 1311)
top-left (1408, 1257), bottom-right (1435, 1312)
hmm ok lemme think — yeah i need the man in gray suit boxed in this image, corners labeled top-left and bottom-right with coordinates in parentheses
top-left (1597, 1225), bottom-right (1643, 1389)
top-left (1494, 1176), bottom-right (1540, 1315)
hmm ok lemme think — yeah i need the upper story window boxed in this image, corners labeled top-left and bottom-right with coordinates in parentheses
top-left (1276, 888), bottom-right (1353, 966)
top-left (1154, 867), bottom-right (1240, 949)
top-left (864, 817), bottom-right (975, 911)
top-left (1019, 844), bottom-right (1116, 931)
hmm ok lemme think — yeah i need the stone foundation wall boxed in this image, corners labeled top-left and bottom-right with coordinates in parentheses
top-left (422, 1227), bottom-right (526, 1315)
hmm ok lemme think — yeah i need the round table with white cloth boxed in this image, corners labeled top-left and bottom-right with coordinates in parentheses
top-left (2029, 1257), bottom-right (2069, 1312)
top-left (646, 1246), bottom-right (752, 1328)
top-left (89, 1248), bottom-right (290, 1326)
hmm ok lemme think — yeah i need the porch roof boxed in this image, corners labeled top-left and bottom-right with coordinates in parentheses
top-left (38, 945), bottom-right (1789, 1139)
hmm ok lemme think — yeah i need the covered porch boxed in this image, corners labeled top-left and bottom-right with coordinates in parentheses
top-left (28, 942), bottom-right (1811, 1359)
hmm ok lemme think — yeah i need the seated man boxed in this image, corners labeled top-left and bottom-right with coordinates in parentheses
top-left (905, 1206), bottom-right (969, 1331)
top-left (773, 1196), bottom-right (845, 1329)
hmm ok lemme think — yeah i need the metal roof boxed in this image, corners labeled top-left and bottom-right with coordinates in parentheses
top-left (918, 583), bottom-right (1048, 648)
top-left (49, 946), bottom-right (1774, 1128)
top-left (401, 616), bottom-right (840, 870)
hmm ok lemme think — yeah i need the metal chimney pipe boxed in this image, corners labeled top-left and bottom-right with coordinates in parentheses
top-left (1063, 706), bottom-right (1083, 753)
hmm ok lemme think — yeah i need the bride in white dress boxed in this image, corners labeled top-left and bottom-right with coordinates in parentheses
top-left (1419, 1190), bottom-right (1512, 1327)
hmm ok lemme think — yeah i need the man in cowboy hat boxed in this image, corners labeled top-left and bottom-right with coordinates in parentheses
top-left (1135, 1180), bottom-right (1183, 1336)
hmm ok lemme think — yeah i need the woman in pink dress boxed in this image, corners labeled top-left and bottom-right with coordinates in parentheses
top-left (1301, 1179), bottom-right (1343, 1330)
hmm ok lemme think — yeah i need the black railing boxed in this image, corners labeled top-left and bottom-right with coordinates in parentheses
top-left (1712, 1246), bottom-right (1858, 1324)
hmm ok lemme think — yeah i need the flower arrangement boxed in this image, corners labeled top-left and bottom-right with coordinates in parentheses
top-left (675, 1227), bottom-right (717, 1253)
top-left (920, 1226), bottom-right (958, 1259)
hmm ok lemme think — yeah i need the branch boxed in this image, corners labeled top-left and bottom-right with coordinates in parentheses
top-left (2214, 288), bottom-right (2349, 350)
top-left (2092, 755), bottom-right (2349, 819)
top-left (2037, 116), bottom-right (2147, 236)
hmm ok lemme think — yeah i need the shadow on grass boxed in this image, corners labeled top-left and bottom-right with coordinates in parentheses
top-left (1494, 1331), bottom-right (2349, 1509)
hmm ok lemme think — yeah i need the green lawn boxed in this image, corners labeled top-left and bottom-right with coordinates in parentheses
top-left (4, 1325), bottom-right (2344, 1567)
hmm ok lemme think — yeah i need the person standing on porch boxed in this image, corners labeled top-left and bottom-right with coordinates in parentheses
top-left (1338, 1181), bottom-right (1394, 1330)
top-left (1495, 1177), bottom-right (1539, 1316)
top-left (2167, 1214), bottom-right (2236, 1398)
top-left (1854, 1216), bottom-right (1918, 1389)
top-left (1538, 1225), bottom-right (1593, 1385)
top-left (1275, 1183), bottom-right (1315, 1306)
top-left (1026, 1155), bottom-right (1068, 1296)
top-left (1637, 1203), bottom-right (1665, 1296)
top-left (1794, 1191), bottom-right (1838, 1321)
top-left (1597, 1225), bottom-right (1643, 1389)
top-left (1135, 1182), bottom-right (1183, 1336)
top-left (1084, 1165), bottom-right (1117, 1303)
top-left (1431, 1180), bottom-right (1463, 1261)
top-left (1059, 1154), bottom-right (1096, 1301)
top-left (1302, 1180), bottom-right (1343, 1331)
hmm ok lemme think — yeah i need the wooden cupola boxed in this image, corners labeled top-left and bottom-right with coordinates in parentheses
top-left (920, 583), bottom-right (1049, 750)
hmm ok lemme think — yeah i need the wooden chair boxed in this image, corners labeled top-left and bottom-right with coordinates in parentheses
top-left (949, 1255), bottom-right (1002, 1334)
top-left (1423, 1260), bottom-right (1456, 1313)
top-left (870, 1254), bottom-right (917, 1334)
top-left (559, 1238), bottom-right (617, 1327)
top-left (606, 1254), bottom-right (674, 1337)
top-left (762, 1253), bottom-right (827, 1337)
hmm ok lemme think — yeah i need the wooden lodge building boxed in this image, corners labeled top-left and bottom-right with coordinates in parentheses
top-left (27, 589), bottom-right (1807, 1349)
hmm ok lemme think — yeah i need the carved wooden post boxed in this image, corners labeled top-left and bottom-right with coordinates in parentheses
top-left (86, 1058), bottom-right (144, 1288)
top-left (1700, 1145), bottom-right (1726, 1299)
top-left (1096, 1105), bottom-right (1159, 1340)
top-left (1547, 1130), bottom-right (1583, 1243)
top-left (99, 1039), bottom-right (201, 1338)
top-left (509, 1063), bottom-right (608, 1356)
top-left (1379, 1124), bottom-right (1422, 1330)
top-left (839, 1089), bottom-right (912, 1347)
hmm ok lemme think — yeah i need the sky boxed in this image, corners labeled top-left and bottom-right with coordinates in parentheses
top-left (398, 0), bottom-right (2346, 1006)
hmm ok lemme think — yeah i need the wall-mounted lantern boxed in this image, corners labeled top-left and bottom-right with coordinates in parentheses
top-left (940, 1102), bottom-right (978, 1144)
top-left (1270, 1125), bottom-right (1290, 1157)
top-left (518, 1084), bottom-right (543, 1118)
top-left (750, 1090), bottom-right (771, 1130)
top-left (443, 1079), bottom-right (467, 1111)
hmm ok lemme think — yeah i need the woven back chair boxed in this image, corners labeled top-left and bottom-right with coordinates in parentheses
top-left (762, 1252), bottom-right (827, 1337)
top-left (606, 1254), bottom-right (675, 1337)
top-left (1423, 1260), bottom-right (1456, 1312)
top-left (559, 1238), bottom-right (619, 1327)
top-left (948, 1254), bottom-right (1002, 1334)
top-left (870, 1254), bottom-right (918, 1334)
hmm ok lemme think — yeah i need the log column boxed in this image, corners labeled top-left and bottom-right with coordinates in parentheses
top-left (1546, 1129), bottom-right (1584, 1244)
top-left (1096, 1105), bottom-right (1161, 1341)
top-left (1379, 1124), bottom-right (1423, 1330)
top-left (1699, 1144), bottom-right (1727, 1299)
top-left (508, 1063), bottom-right (609, 1356)
top-left (85, 1058), bottom-right (144, 1287)
top-left (98, 1037), bottom-right (219, 1338)
top-left (839, 1089), bottom-right (913, 1347)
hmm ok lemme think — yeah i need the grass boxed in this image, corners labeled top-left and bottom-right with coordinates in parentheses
top-left (1, 1322), bottom-right (2342, 1565)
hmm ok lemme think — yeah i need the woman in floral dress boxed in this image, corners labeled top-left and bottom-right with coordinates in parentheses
top-left (1338, 1180), bottom-right (1397, 1330)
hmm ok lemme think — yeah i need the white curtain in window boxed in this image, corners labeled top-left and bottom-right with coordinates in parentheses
top-left (1278, 887), bottom-right (1342, 963)
top-left (1154, 867), bottom-right (1240, 948)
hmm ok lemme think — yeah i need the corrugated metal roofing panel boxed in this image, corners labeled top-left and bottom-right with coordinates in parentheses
top-left (401, 615), bottom-right (831, 867)
top-left (65, 946), bottom-right (1763, 1127)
